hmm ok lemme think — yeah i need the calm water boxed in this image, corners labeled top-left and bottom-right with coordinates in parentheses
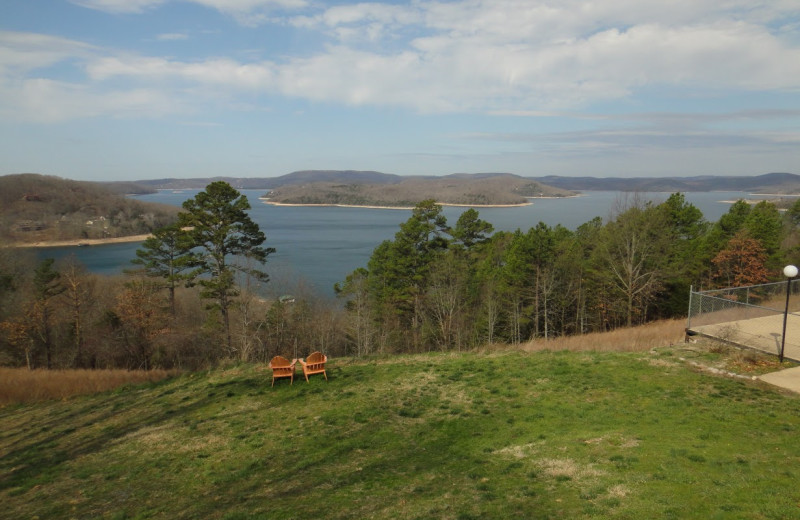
top-left (33, 190), bottom-right (773, 296)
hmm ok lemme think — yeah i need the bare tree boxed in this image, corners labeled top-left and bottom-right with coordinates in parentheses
top-left (59, 257), bottom-right (95, 368)
top-left (113, 279), bottom-right (169, 370)
top-left (335, 268), bottom-right (377, 357)
top-left (597, 198), bottom-right (666, 327)
top-left (425, 255), bottom-right (467, 350)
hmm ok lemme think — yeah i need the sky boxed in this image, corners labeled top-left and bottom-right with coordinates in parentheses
top-left (1, 0), bottom-right (799, 182)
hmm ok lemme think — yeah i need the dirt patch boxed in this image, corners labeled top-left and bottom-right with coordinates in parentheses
top-left (538, 458), bottom-right (604, 479)
top-left (494, 442), bottom-right (542, 459)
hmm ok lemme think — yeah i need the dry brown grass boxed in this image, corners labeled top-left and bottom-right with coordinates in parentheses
top-left (517, 319), bottom-right (687, 353)
top-left (0, 368), bottom-right (177, 406)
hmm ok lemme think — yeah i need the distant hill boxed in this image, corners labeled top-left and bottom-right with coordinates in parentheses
top-left (262, 173), bottom-right (575, 207)
top-left (531, 172), bottom-right (800, 194)
top-left (134, 170), bottom-right (404, 190)
top-left (97, 181), bottom-right (157, 195)
top-left (134, 170), bottom-right (800, 195)
top-left (0, 174), bottom-right (179, 244)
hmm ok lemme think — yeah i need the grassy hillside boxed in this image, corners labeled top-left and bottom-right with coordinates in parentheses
top-left (2, 341), bottom-right (799, 519)
top-left (0, 173), bottom-right (178, 244)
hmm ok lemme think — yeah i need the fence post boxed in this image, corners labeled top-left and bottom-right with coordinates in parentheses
top-left (687, 285), bottom-right (694, 330)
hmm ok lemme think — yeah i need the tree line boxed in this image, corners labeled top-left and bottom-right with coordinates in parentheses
top-left (2, 183), bottom-right (799, 369)
top-left (334, 193), bottom-right (800, 354)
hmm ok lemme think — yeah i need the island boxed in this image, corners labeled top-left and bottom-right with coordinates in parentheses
top-left (260, 173), bottom-right (576, 208)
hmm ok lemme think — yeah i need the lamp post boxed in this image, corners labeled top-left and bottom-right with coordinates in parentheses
top-left (780, 265), bottom-right (798, 363)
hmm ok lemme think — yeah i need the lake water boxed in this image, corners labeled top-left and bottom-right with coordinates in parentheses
top-left (32, 190), bottom-right (774, 297)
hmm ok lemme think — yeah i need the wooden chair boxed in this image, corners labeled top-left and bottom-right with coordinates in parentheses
top-left (299, 351), bottom-right (328, 382)
top-left (268, 356), bottom-right (297, 387)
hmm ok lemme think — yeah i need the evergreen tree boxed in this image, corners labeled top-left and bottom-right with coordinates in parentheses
top-left (129, 223), bottom-right (193, 315)
top-left (654, 193), bottom-right (709, 316)
top-left (178, 181), bottom-right (275, 353)
top-left (743, 200), bottom-right (784, 258)
top-left (451, 208), bottom-right (494, 250)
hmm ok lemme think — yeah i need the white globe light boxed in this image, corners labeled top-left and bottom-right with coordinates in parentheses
top-left (784, 265), bottom-right (799, 278)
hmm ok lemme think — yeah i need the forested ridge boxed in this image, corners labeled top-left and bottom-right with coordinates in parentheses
top-left (2, 184), bottom-right (799, 370)
top-left (0, 174), bottom-right (177, 244)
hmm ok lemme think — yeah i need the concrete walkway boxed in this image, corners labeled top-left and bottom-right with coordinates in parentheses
top-left (689, 313), bottom-right (800, 362)
top-left (758, 366), bottom-right (800, 394)
top-left (687, 314), bottom-right (800, 393)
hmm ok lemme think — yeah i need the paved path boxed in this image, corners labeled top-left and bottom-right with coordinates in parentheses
top-left (758, 366), bottom-right (800, 394)
top-left (689, 313), bottom-right (800, 362)
top-left (689, 314), bottom-right (800, 393)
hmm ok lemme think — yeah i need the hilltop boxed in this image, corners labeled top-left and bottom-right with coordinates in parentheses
top-left (2, 333), bottom-right (800, 519)
top-left (0, 174), bottom-right (178, 245)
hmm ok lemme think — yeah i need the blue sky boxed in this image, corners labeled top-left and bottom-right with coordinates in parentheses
top-left (1, 0), bottom-right (799, 181)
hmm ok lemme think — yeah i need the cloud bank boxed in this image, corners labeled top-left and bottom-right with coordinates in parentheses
top-left (0, 1), bottom-right (796, 123)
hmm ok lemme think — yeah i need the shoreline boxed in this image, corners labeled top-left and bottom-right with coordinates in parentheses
top-left (9, 234), bottom-right (152, 248)
top-left (259, 199), bottom-right (538, 209)
top-left (718, 198), bottom-right (794, 205)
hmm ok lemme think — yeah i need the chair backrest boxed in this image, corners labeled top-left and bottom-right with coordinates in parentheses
top-left (270, 356), bottom-right (291, 368)
top-left (306, 351), bottom-right (326, 364)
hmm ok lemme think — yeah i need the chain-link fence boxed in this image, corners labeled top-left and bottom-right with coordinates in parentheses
top-left (687, 281), bottom-right (800, 361)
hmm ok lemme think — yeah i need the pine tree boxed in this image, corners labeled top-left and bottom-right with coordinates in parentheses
top-left (179, 182), bottom-right (275, 353)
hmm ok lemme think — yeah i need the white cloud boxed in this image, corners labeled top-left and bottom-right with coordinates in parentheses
top-left (87, 56), bottom-right (275, 89)
top-left (5, 1), bottom-right (800, 123)
top-left (0, 31), bottom-right (94, 73)
top-left (156, 33), bottom-right (189, 41)
top-left (0, 78), bottom-right (185, 123)
top-left (56, 14), bottom-right (800, 115)
top-left (70, 0), bottom-right (166, 14)
top-left (73, 0), bottom-right (308, 24)
top-left (272, 1), bottom-right (800, 110)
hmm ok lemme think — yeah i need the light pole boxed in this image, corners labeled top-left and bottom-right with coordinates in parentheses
top-left (780, 265), bottom-right (798, 363)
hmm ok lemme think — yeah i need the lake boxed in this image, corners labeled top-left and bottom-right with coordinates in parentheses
top-left (32, 190), bottom-right (775, 297)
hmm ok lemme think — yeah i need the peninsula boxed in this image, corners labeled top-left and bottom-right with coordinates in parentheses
top-left (1, 174), bottom-right (178, 246)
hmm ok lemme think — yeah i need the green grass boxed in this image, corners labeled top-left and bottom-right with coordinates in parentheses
top-left (2, 348), bottom-right (800, 519)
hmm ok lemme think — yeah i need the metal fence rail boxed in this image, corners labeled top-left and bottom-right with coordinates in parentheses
top-left (687, 281), bottom-right (800, 361)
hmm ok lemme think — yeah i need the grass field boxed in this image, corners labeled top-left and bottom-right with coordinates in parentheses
top-left (1, 339), bottom-right (800, 519)
top-left (0, 368), bottom-right (175, 406)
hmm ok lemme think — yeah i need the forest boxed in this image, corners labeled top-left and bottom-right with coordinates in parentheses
top-left (1, 184), bottom-right (799, 370)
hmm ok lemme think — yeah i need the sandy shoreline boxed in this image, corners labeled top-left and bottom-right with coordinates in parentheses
top-left (9, 234), bottom-right (152, 248)
top-left (259, 199), bottom-right (537, 209)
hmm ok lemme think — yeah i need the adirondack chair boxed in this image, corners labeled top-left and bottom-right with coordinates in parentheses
top-left (299, 351), bottom-right (328, 382)
top-left (268, 356), bottom-right (297, 387)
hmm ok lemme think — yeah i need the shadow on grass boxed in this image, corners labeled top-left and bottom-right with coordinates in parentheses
top-left (0, 375), bottom-right (234, 493)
